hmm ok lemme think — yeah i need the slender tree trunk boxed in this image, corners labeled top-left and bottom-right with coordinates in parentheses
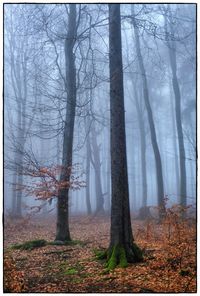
top-left (11, 172), bottom-right (17, 216)
top-left (135, 88), bottom-right (147, 206)
top-left (15, 102), bottom-right (25, 218)
top-left (91, 124), bottom-right (104, 215)
top-left (85, 118), bottom-right (92, 215)
top-left (103, 4), bottom-right (142, 269)
top-left (169, 82), bottom-right (180, 200)
top-left (164, 7), bottom-right (187, 206)
top-left (56, 4), bottom-right (77, 241)
top-left (131, 7), bottom-right (165, 215)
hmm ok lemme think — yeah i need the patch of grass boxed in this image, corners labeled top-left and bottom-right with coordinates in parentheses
top-left (60, 261), bottom-right (85, 277)
top-left (64, 267), bottom-right (78, 275)
top-left (11, 239), bottom-right (47, 250)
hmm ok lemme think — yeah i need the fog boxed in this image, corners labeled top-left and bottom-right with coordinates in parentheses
top-left (4, 3), bottom-right (196, 217)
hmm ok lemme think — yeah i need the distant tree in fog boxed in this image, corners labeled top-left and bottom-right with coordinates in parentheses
top-left (131, 5), bottom-right (165, 217)
top-left (4, 6), bottom-right (39, 218)
top-left (163, 4), bottom-right (187, 207)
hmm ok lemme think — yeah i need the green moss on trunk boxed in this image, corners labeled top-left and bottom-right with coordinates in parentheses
top-left (106, 245), bottom-right (129, 270)
top-left (95, 242), bottom-right (143, 271)
top-left (118, 247), bottom-right (128, 268)
top-left (95, 243), bottom-right (143, 271)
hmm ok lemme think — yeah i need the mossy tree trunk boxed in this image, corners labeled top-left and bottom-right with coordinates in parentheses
top-left (55, 4), bottom-right (77, 241)
top-left (107, 4), bottom-right (143, 269)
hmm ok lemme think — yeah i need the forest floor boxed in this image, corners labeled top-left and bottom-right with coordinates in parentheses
top-left (4, 211), bottom-right (197, 293)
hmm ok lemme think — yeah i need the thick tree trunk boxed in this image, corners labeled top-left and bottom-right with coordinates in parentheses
top-left (131, 7), bottom-right (165, 215)
top-left (55, 4), bottom-right (77, 241)
top-left (164, 8), bottom-right (187, 206)
top-left (106, 129), bottom-right (111, 212)
top-left (104, 4), bottom-right (142, 269)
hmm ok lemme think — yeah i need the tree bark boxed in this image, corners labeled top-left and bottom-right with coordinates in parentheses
top-left (106, 127), bottom-right (111, 212)
top-left (55, 4), bottom-right (77, 241)
top-left (104, 4), bottom-right (142, 269)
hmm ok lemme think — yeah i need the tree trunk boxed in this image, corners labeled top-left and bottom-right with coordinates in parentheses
top-left (134, 86), bottom-right (148, 214)
top-left (91, 124), bottom-right (104, 215)
top-left (55, 4), bottom-right (77, 241)
top-left (11, 172), bottom-right (17, 216)
top-left (106, 127), bottom-right (111, 212)
top-left (164, 7), bottom-right (187, 206)
top-left (85, 117), bottom-right (92, 215)
top-left (103, 4), bottom-right (142, 270)
top-left (131, 7), bottom-right (165, 215)
top-left (169, 81), bottom-right (180, 200)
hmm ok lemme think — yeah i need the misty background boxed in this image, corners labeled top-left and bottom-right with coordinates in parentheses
top-left (4, 3), bottom-right (196, 217)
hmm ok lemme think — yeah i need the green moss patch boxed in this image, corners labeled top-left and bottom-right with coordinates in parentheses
top-left (64, 267), bottom-right (78, 275)
top-left (106, 245), bottom-right (128, 270)
top-left (95, 243), bottom-right (143, 271)
top-left (11, 239), bottom-right (47, 250)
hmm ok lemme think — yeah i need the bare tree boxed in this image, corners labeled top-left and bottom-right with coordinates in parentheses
top-left (101, 4), bottom-right (142, 270)
top-left (55, 4), bottom-right (77, 241)
top-left (131, 5), bottom-right (165, 216)
top-left (163, 5), bottom-right (187, 207)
